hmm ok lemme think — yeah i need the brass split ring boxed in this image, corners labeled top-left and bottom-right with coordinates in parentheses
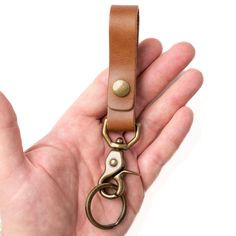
top-left (85, 183), bottom-right (127, 230)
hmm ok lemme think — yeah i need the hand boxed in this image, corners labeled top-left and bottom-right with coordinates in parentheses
top-left (0, 38), bottom-right (203, 236)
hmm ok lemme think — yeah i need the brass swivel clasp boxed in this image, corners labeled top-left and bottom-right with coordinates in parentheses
top-left (98, 138), bottom-right (139, 199)
top-left (85, 119), bottom-right (141, 230)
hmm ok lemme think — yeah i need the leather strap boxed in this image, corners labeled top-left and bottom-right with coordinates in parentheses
top-left (107, 5), bottom-right (139, 132)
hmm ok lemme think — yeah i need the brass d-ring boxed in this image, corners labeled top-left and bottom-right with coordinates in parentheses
top-left (85, 183), bottom-right (127, 230)
top-left (102, 118), bottom-right (141, 150)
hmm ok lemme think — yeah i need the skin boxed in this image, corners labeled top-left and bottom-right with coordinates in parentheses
top-left (0, 38), bottom-right (203, 236)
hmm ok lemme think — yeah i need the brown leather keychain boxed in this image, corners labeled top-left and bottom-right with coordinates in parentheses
top-left (85, 5), bottom-right (141, 230)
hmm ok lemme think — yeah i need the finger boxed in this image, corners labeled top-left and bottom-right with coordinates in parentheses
top-left (138, 106), bottom-right (193, 190)
top-left (136, 42), bottom-right (195, 116)
top-left (130, 69), bottom-right (203, 156)
top-left (68, 38), bottom-right (162, 119)
top-left (0, 92), bottom-right (25, 180)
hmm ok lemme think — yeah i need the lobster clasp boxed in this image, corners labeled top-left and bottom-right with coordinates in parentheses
top-left (98, 137), bottom-right (139, 199)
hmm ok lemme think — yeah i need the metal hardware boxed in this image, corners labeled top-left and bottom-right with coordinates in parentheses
top-left (110, 158), bottom-right (118, 167)
top-left (85, 183), bottom-right (127, 230)
top-left (86, 121), bottom-right (141, 229)
top-left (98, 141), bottom-right (139, 199)
top-left (102, 118), bottom-right (141, 150)
top-left (112, 79), bottom-right (130, 97)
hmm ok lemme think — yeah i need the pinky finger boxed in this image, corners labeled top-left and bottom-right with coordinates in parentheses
top-left (138, 106), bottom-right (193, 190)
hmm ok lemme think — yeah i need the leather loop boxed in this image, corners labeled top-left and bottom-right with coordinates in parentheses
top-left (107, 5), bottom-right (139, 132)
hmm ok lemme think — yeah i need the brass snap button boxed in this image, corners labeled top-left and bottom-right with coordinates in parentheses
top-left (112, 79), bottom-right (130, 97)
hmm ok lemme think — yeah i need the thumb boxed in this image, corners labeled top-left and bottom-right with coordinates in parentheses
top-left (0, 92), bottom-right (25, 180)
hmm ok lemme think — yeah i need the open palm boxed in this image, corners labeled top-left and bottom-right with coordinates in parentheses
top-left (0, 38), bottom-right (203, 236)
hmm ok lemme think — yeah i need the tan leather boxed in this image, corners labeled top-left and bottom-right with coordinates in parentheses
top-left (107, 5), bottom-right (139, 132)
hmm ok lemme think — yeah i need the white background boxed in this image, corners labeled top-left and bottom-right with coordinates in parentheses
top-left (0, 0), bottom-right (235, 235)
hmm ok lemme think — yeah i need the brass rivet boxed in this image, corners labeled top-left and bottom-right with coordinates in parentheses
top-left (116, 137), bottom-right (124, 144)
top-left (112, 80), bottom-right (130, 97)
top-left (110, 158), bottom-right (118, 167)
